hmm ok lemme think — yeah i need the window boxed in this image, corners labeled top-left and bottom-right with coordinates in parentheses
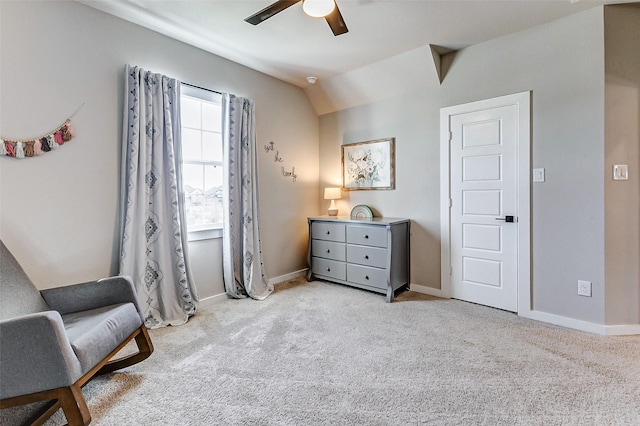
top-left (180, 85), bottom-right (223, 240)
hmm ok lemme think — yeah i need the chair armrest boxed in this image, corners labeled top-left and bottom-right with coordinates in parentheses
top-left (41, 276), bottom-right (144, 322)
top-left (0, 311), bottom-right (83, 399)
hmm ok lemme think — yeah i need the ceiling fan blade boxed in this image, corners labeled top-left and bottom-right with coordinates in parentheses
top-left (245, 0), bottom-right (302, 25)
top-left (325, 2), bottom-right (348, 36)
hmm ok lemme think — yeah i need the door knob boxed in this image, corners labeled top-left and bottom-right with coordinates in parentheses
top-left (495, 215), bottom-right (515, 223)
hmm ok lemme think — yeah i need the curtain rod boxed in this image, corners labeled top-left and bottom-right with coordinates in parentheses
top-left (182, 82), bottom-right (223, 95)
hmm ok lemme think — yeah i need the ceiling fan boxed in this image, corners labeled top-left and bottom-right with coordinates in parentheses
top-left (245, 0), bottom-right (348, 36)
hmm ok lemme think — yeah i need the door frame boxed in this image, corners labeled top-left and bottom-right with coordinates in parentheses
top-left (440, 91), bottom-right (531, 314)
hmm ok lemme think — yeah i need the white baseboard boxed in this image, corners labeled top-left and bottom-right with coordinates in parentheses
top-left (196, 269), bottom-right (308, 308)
top-left (198, 292), bottom-right (228, 308)
top-left (197, 276), bottom-right (639, 336)
top-left (409, 283), bottom-right (446, 298)
top-left (520, 309), bottom-right (640, 336)
top-left (410, 284), bottom-right (639, 335)
top-left (602, 324), bottom-right (640, 336)
top-left (268, 268), bottom-right (308, 286)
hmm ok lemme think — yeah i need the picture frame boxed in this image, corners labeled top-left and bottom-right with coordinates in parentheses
top-left (342, 138), bottom-right (395, 190)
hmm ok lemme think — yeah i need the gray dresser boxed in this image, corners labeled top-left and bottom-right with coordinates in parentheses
top-left (307, 217), bottom-right (410, 302)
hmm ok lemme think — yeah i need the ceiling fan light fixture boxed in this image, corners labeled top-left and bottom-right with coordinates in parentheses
top-left (302, 0), bottom-right (335, 18)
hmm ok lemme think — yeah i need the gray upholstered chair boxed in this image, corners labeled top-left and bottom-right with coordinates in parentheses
top-left (0, 241), bottom-right (153, 425)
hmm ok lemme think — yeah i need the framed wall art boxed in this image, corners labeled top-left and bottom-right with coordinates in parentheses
top-left (342, 137), bottom-right (395, 190)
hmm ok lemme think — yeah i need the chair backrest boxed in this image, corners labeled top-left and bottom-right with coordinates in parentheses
top-left (0, 241), bottom-right (50, 320)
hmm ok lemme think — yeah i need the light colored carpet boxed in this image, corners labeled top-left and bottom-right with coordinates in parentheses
top-left (3, 278), bottom-right (639, 425)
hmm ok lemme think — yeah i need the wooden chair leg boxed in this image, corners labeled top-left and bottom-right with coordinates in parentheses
top-left (57, 385), bottom-right (91, 426)
top-left (21, 400), bottom-right (60, 426)
top-left (97, 325), bottom-right (154, 375)
top-left (2, 326), bottom-right (153, 425)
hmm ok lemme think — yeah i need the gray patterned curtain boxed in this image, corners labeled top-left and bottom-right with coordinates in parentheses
top-left (222, 94), bottom-right (273, 300)
top-left (119, 65), bottom-right (198, 328)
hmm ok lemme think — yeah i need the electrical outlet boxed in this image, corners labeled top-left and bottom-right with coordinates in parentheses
top-left (578, 280), bottom-right (592, 297)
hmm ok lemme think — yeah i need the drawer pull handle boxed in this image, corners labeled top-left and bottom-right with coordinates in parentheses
top-left (326, 231), bottom-right (331, 235)
top-left (365, 275), bottom-right (369, 280)
top-left (326, 249), bottom-right (331, 253)
top-left (326, 267), bottom-right (331, 272)
top-left (364, 235), bottom-right (369, 239)
top-left (364, 255), bottom-right (369, 259)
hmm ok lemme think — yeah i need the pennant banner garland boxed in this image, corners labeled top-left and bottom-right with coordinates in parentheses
top-left (0, 104), bottom-right (83, 160)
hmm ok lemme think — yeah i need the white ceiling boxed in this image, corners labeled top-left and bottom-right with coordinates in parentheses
top-left (79, 0), bottom-right (623, 113)
top-left (79, 0), bottom-right (628, 115)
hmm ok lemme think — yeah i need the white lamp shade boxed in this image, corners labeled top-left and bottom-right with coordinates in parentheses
top-left (324, 187), bottom-right (342, 200)
top-left (303, 0), bottom-right (335, 18)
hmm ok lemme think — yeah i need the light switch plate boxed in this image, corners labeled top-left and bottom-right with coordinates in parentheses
top-left (613, 164), bottom-right (628, 180)
top-left (533, 168), bottom-right (545, 183)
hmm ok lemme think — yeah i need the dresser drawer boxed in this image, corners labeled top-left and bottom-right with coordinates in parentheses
top-left (347, 245), bottom-right (387, 268)
top-left (311, 222), bottom-right (346, 243)
top-left (312, 240), bottom-right (346, 262)
top-left (311, 257), bottom-right (346, 281)
top-left (347, 264), bottom-right (387, 290)
top-left (347, 225), bottom-right (387, 248)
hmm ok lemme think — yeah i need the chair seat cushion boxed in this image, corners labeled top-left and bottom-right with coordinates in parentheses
top-left (62, 303), bottom-right (142, 373)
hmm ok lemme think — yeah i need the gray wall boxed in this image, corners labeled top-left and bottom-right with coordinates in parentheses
top-left (320, 8), bottom-right (614, 324)
top-left (319, 90), bottom-right (442, 289)
top-left (0, 1), bottom-right (319, 299)
top-left (604, 4), bottom-right (640, 325)
top-left (2, 2), bottom-right (636, 327)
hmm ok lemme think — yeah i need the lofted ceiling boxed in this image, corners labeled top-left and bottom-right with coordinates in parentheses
top-left (78, 0), bottom-right (623, 113)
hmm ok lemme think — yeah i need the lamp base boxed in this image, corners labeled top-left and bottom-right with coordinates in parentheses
top-left (327, 199), bottom-right (338, 216)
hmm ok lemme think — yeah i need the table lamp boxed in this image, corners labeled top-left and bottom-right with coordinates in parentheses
top-left (324, 187), bottom-right (341, 216)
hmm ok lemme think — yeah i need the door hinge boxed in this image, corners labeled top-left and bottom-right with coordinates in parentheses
top-left (449, 130), bottom-right (453, 142)
top-left (450, 265), bottom-right (453, 275)
top-left (449, 198), bottom-right (453, 208)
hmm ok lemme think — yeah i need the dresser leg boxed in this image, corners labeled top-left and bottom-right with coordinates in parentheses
top-left (386, 286), bottom-right (395, 303)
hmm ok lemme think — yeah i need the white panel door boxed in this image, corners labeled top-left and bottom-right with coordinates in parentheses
top-left (450, 104), bottom-right (518, 312)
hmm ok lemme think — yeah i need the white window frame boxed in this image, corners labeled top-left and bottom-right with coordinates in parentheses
top-left (180, 84), bottom-right (223, 242)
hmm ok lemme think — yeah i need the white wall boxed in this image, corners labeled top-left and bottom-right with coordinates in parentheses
top-left (319, 8), bottom-right (618, 325)
top-left (0, 1), bottom-right (319, 299)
